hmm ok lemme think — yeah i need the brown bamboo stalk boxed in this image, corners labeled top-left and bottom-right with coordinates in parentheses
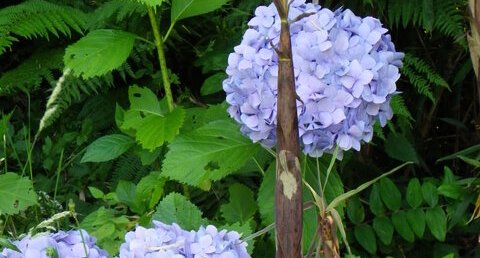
top-left (272, 1), bottom-right (303, 257)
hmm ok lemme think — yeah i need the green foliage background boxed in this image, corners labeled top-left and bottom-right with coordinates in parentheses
top-left (0, 0), bottom-right (479, 257)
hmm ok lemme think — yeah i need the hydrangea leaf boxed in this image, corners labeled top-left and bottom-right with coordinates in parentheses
top-left (162, 119), bottom-right (261, 188)
top-left (134, 107), bottom-right (185, 150)
top-left (171, 0), bottom-right (228, 24)
top-left (0, 173), bottom-right (37, 215)
top-left (81, 134), bottom-right (135, 163)
top-left (181, 103), bottom-right (229, 133)
top-left (153, 192), bottom-right (207, 230)
top-left (200, 72), bottom-right (226, 96)
top-left (64, 29), bottom-right (136, 78)
top-left (128, 85), bottom-right (164, 116)
top-left (257, 163), bottom-right (275, 225)
top-left (220, 184), bottom-right (257, 225)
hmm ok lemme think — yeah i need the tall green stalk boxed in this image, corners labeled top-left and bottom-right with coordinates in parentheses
top-left (147, 7), bottom-right (174, 112)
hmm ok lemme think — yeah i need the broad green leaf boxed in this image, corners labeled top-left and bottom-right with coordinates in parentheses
top-left (128, 86), bottom-right (163, 116)
top-left (88, 186), bottom-right (105, 199)
top-left (135, 171), bottom-right (166, 212)
top-left (162, 120), bottom-right (261, 188)
top-left (171, 0), bottom-right (229, 23)
top-left (132, 0), bottom-right (162, 7)
top-left (406, 208), bottom-right (426, 238)
top-left (0, 173), bottom-right (37, 215)
top-left (438, 184), bottom-right (464, 199)
top-left (181, 103), bottom-right (229, 133)
top-left (220, 184), bottom-right (257, 224)
top-left (115, 103), bottom-right (125, 129)
top-left (201, 72), bottom-right (226, 95)
top-left (422, 182), bottom-right (439, 207)
top-left (379, 177), bottom-right (402, 211)
top-left (406, 178), bottom-right (423, 208)
top-left (116, 180), bottom-right (136, 208)
top-left (385, 134), bottom-right (419, 164)
top-left (426, 206), bottom-right (447, 241)
top-left (442, 166), bottom-right (455, 184)
top-left (392, 211), bottom-right (415, 242)
top-left (346, 196), bottom-right (365, 224)
top-left (65, 29), bottom-right (136, 78)
top-left (354, 224), bottom-right (377, 254)
top-left (369, 184), bottom-right (385, 216)
top-left (373, 216), bottom-right (394, 245)
top-left (257, 163), bottom-right (275, 225)
top-left (134, 107), bottom-right (185, 150)
top-left (153, 192), bottom-right (207, 230)
top-left (81, 134), bottom-right (135, 163)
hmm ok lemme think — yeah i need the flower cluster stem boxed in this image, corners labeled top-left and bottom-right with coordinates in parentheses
top-left (147, 7), bottom-right (174, 112)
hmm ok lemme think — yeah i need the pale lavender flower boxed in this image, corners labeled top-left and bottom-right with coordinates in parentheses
top-left (223, 0), bottom-right (404, 157)
top-left (1, 230), bottom-right (108, 258)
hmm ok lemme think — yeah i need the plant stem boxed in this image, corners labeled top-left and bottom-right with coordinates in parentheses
top-left (147, 7), bottom-right (174, 112)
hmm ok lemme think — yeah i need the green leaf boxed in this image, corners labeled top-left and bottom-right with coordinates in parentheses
top-left (369, 184), bottom-right (386, 216)
top-left (373, 216), bottom-right (394, 245)
top-left (379, 177), bottom-right (402, 211)
top-left (406, 178), bottom-right (423, 208)
top-left (422, 182), bottom-right (439, 207)
top-left (88, 186), bottom-right (105, 199)
top-left (438, 184), bottom-right (464, 199)
top-left (0, 236), bottom-right (20, 253)
top-left (134, 107), bottom-right (185, 150)
top-left (81, 134), bottom-right (135, 163)
top-left (458, 155), bottom-right (480, 168)
top-left (406, 208), bottom-right (426, 238)
top-left (346, 196), bottom-right (365, 224)
top-left (64, 29), bottom-right (136, 78)
top-left (422, 0), bottom-right (434, 31)
top-left (171, 0), bottom-right (229, 23)
top-left (200, 72), bottom-right (226, 96)
top-left (426, 206), bottom-right (447, 241)
top-left (153, 192), bottom-right (207, 230)
top-left (132, 0), bottom-right (162, 7)
top-left (181, 103), bottom-right (229, 133)
top-left (135, 171), bottom-right (166, 212)
top-left (392, 211), bottom-right (415, 242)
top-left (162, 120), bottom-right (261, 188)
top-left (354, 224), bottom-right (377, 254)
top-left (385, 134), bottom-right (419, 164)
top-left (221, 222), bottom-right (254, 254)
top-left (0, 173), bottom-right (37, 215)
top-left (257, 163), bottom-right (275, 225)
top-left (220, 184), bottom-right (257, 224)
top-left (128, 86), bottom-right (163, 116)
top-left (116, 180), bottom-right (136, 208)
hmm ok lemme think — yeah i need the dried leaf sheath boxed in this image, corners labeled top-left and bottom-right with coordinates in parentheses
top-left (273, 1), bottom-right (303, 258)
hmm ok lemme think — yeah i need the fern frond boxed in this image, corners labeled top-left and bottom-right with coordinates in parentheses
top-left (111, 153), bottom-right (148, 186)
top-left (401, 53), bottom-right (450, 102)
top-left (87, 0), bottom-right (146, 30)
top-left (390, 95), bottom-right (413, 126)
top-left (0, 49), bottom-right (63, 95)
top-left (0, 0), bottom-right (88, 54)
top-left (434, 0), bottom-right (467, 46)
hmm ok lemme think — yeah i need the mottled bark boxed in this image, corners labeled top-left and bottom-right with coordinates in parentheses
top-left (272, 1), bottom-right (303, 258)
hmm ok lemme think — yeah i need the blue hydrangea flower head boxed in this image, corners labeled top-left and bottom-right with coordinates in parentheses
top-left (1, 229), bottom-right (108, 258)
top-left (223, 0), bottom-right (404, 157)
top-left (118, 221), bottom-right (249, 258)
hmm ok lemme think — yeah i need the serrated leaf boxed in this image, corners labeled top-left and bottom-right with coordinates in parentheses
top-left (201, 72), bottom-right (226, 95)
top-left (81, 134), bottom-right (135, 163)
top-left (392, 211), bottom-right (415, 242)
top-left (422, 182), bottom-right (439, 207)
top-left (220, 184), bottom-right (257, 224)
top-left (171, 0), bottom-right (229, 23)
top-left (64, 29), bottom-right (136, 78)
top-left (406, 178), bottom-right (423, 208)
top-left (153, 192), bottom-right (206, 230)
top-left (354, 224), bottom-right (377, 254)
top-left (0, 173), bottom-right (37, 215)
top-left (373, 216), bottom-right (394, 245)
top-left (257, 163), bottom-right (275, 225)
top-left (181, 103), bottom-right (229, 133)
top-left (426, 206), bottom-right (447, 241)
top-left (162, 120), bottom-right (260, 187)
top-left (347, 196), bottom-right (365, 225)
top-left (369, 184), bottom-right (385, 216)
top-left (379, 177), bottom-right (402, 211)
top-left (406, 208), bottom-right (426, 238)
top-left (128, 86), bottom-right (163, 116)
top-left (385, 134), bottom-right (419, 164)
top-left (134, 107), bottom-right (185, 150)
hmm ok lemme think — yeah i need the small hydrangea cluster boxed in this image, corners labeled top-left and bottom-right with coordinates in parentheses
top-left (1, 229), bottom-right (108, 258)
top-left (223, 0), bottom-right (404, 157)
top-left (118, 221), bottom-right (249, 258)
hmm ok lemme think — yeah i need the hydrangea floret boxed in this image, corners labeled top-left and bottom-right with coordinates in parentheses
top-left (1, 229), bottom-right (108, 258)
top-left (118, 221), bottom-right (250, 258)
top-left (223, 0), bottom-right (404, 157)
